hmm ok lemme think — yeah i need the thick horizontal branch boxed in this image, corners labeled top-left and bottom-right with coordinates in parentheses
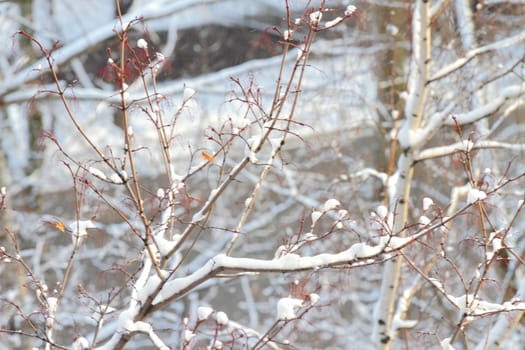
top-left (151, 221), bottom-right (463, 313)
top-left (416, 140), bottom-right (525, 162)
top-left (151, 242), bottom-right (392, 311)
top-left (445, 85), bottom-right (525, 125)
top-left (429, 29), bottom-right (525, 83)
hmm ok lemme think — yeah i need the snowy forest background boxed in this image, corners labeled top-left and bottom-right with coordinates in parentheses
top-left (1, 0), bottom-right (525, 349)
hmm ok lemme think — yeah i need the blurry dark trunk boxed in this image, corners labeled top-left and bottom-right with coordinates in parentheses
top-left (372, 1), bottom-right (411, 202)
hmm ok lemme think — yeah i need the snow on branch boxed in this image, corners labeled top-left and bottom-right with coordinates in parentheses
top-left (416, 140), bottom-right (525, 162)
top-left (152, 237), bottom-right (419, 308)
top-left (449, 294), bottom-right (525, 318)
top-left (429, 29), bottom-right (525, 83)
top-left (426, 276), bottom-right (525, 326)
top-left (148, 218), bottom-right (491, 313)
top-left (444, 85), bottom-right (525, 125)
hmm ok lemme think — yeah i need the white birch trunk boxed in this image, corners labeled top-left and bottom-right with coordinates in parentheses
top-left (372, 1), bottom-right (431, 348)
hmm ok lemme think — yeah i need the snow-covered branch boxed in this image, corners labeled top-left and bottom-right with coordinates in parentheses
top-left (416, 140), bottom-right (525, 162)
top-left (429, 29), bottom-right (525, 83)
top-left (444, 85), bottom-right (525, 125)
top-left (155, 240), bottom-right (398, 308)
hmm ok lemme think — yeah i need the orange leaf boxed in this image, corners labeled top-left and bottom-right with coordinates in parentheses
top-left (201, 151), bottom-right (215, 163)
top-left (56, 221), bottom-right (66, 233)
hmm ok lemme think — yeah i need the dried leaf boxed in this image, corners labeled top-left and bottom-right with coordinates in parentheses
top-left (56, 221), bottom-right (66, 233)
top-left (201, 151), bottom-right (215, 163)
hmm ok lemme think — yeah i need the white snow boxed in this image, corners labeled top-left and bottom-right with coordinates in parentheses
top-left (109, 171), bottom-right (127, 184)
top-left (347, 242), bottom-right (382, 258)
top-left (136, 274), bottom-right (162, 304)
top-left (386, 172), bottom-right (399, 201)
top-left (137, 38), bottom-right (148, 49)
top-left (467, 188), bottom-right (487, 204)
top-left (209, 340), bottom-right (223, 349)
top-left (89, 167), bottom-right (107, 180)
top-left (197, 306), bottom-right (214, 321)
top-left (423, 197), bottom-right (433, 210)
top-left (97, 304), bottom-right (116, 315)
top-left (117, 309), bottom-right (137, 333)
top-left (386, 24), bottom-right (399, 36)
top-left (309, 11), bottom-right (323, 26)
top-left (216, 311), bottom-right (229, 325)
top-left (155, 235), bottom-right (180, 256)
top-left (447, 293), bottom-right (521, 318)
top-left (392, 110), bottom-right (399, 119)
top-left (278, 253), bottom-right (302, 267)
top-left (490, 232), bottom-right (503, 252)
top-left (131, 320), bottom-right (170, 349)
top-left (502, 300), bottom-right (525, 312)
top-left (378, 236), bottom-right (411, 250)
top-left (419, 215), bottom-right (431, 226)
top-left (68, 220), bottom-right (96, 236)
top-left (324, 17), bottom-right (343, 28)
top-left (485, 251), bottom-right (494, 262)
top-left (345, 5), bottom-right (357, 16)
top-left (277, 297), bottom-right (303, 320)
top-left (398, 127), bottom-right (428, 150)
top-left (311, 210), bottom-right (323, 226)
top-left (47, 296), bottom-right (58, 312)
top-left (392, 315), bottom-right (417, 330)
top-left (184, 329), bottom-right (195, 342)
top-left (309, 293), bottom-right (320, 305)
top-left (69, 220), bottom-right (96, 246)
top-left (323, 198), bottom-right (341, 211)
top-left (151, 244), bottom-right (395, 306)
top-left (376, 205), bottom-right (388, 219)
